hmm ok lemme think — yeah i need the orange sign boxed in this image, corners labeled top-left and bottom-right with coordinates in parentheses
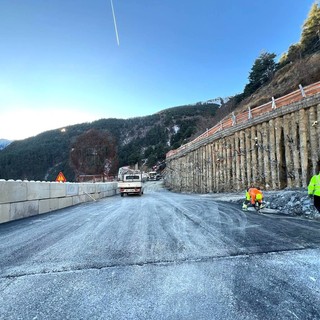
top-left (55, 171), bottom-right (67, 182)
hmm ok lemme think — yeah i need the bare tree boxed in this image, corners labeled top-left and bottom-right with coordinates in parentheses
top-left (69, 129), bottom-right (117, 180)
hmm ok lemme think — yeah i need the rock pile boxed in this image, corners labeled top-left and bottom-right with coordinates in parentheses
top-left (214, 189), bottom-right (320, 220)
top-left (265, 189), bottom-right (319, 219)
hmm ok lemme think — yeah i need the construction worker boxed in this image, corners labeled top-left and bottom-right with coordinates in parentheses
top-left (308, 169), bottom-right (320, 213)
top-left (242, 186), bottom-right (264, 211)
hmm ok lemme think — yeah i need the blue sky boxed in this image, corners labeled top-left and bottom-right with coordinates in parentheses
top-left (0, 0), bottom-right (315, 140)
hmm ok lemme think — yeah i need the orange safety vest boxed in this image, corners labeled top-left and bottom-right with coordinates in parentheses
top-left (248, 188), bottom-right (263, 204)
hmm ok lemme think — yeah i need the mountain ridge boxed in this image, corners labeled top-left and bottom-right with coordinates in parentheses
top-left (0, 103), bottom-right (220, 181)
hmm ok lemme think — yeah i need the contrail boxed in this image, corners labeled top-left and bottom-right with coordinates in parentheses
top-left (110, 0), bottom-right (120, 46)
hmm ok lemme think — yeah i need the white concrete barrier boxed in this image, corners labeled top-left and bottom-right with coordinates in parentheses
top-left (0, 180), bottom-right (28, 203)
top-left (0, 180), bottom-right (118, 224)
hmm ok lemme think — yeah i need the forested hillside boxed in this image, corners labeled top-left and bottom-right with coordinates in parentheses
top-left (0, 103), bottom-right (219, 181)
top-left (0, 1), bottom-right (319, 182)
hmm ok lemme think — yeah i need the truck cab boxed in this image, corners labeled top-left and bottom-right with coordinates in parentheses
top-left (118, 170), bottom-right (144, 197)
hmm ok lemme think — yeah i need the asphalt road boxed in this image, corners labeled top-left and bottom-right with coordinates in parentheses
top-left (1, 181), bottom-right (320, 320)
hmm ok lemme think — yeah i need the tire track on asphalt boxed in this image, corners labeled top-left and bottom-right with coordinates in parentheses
top-left (155, 192), bottom-right (249, 252)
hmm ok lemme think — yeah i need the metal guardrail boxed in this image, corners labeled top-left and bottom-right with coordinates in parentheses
top-left (166, 81), bottom-right (320, 159)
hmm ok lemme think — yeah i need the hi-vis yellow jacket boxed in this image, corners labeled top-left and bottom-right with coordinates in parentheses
top-left (308, 173), bottom-right (320, 196)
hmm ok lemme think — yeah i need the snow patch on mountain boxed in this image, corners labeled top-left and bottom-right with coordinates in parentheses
top-left (188, 96), bottom-right (231, 108)
top-left (0, 139), bottom-right (12, 150)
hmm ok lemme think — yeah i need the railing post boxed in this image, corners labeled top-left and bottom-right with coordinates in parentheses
top-left (232, 112), bottom-right (236, 126)
top-left (299, 84), bottom-right (306, 98)
top-left (272, 96), bottom-right (276, 109)
top-left (248, 107), bottom-right (252, 119)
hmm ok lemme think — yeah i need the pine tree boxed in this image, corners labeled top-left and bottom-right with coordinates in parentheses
top-left (300, 2), bottom-right (320, 55)
top-left (243, 52), bottom-right (277, 97)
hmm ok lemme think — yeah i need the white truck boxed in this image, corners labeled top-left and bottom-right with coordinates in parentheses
top-left (148, 171), bottom-right (157, 181)
top-left (117, 167), bottom-right (144, 197)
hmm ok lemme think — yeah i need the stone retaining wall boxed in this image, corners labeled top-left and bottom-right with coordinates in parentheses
top-left (0, 180), bottom-right (118, 224)
top-left (165, 94), bottom-right (320, 193)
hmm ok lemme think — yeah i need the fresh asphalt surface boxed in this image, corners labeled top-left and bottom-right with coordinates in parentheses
top-left (1, 181), bottom-right (320, 320)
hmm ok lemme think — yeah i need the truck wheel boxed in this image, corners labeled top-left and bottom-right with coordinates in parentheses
top-left (120, 193), bottom-right (124, 197)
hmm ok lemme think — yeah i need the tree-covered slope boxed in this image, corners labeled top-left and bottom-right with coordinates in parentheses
top-left (0, 103), bottom-right (219, 181)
